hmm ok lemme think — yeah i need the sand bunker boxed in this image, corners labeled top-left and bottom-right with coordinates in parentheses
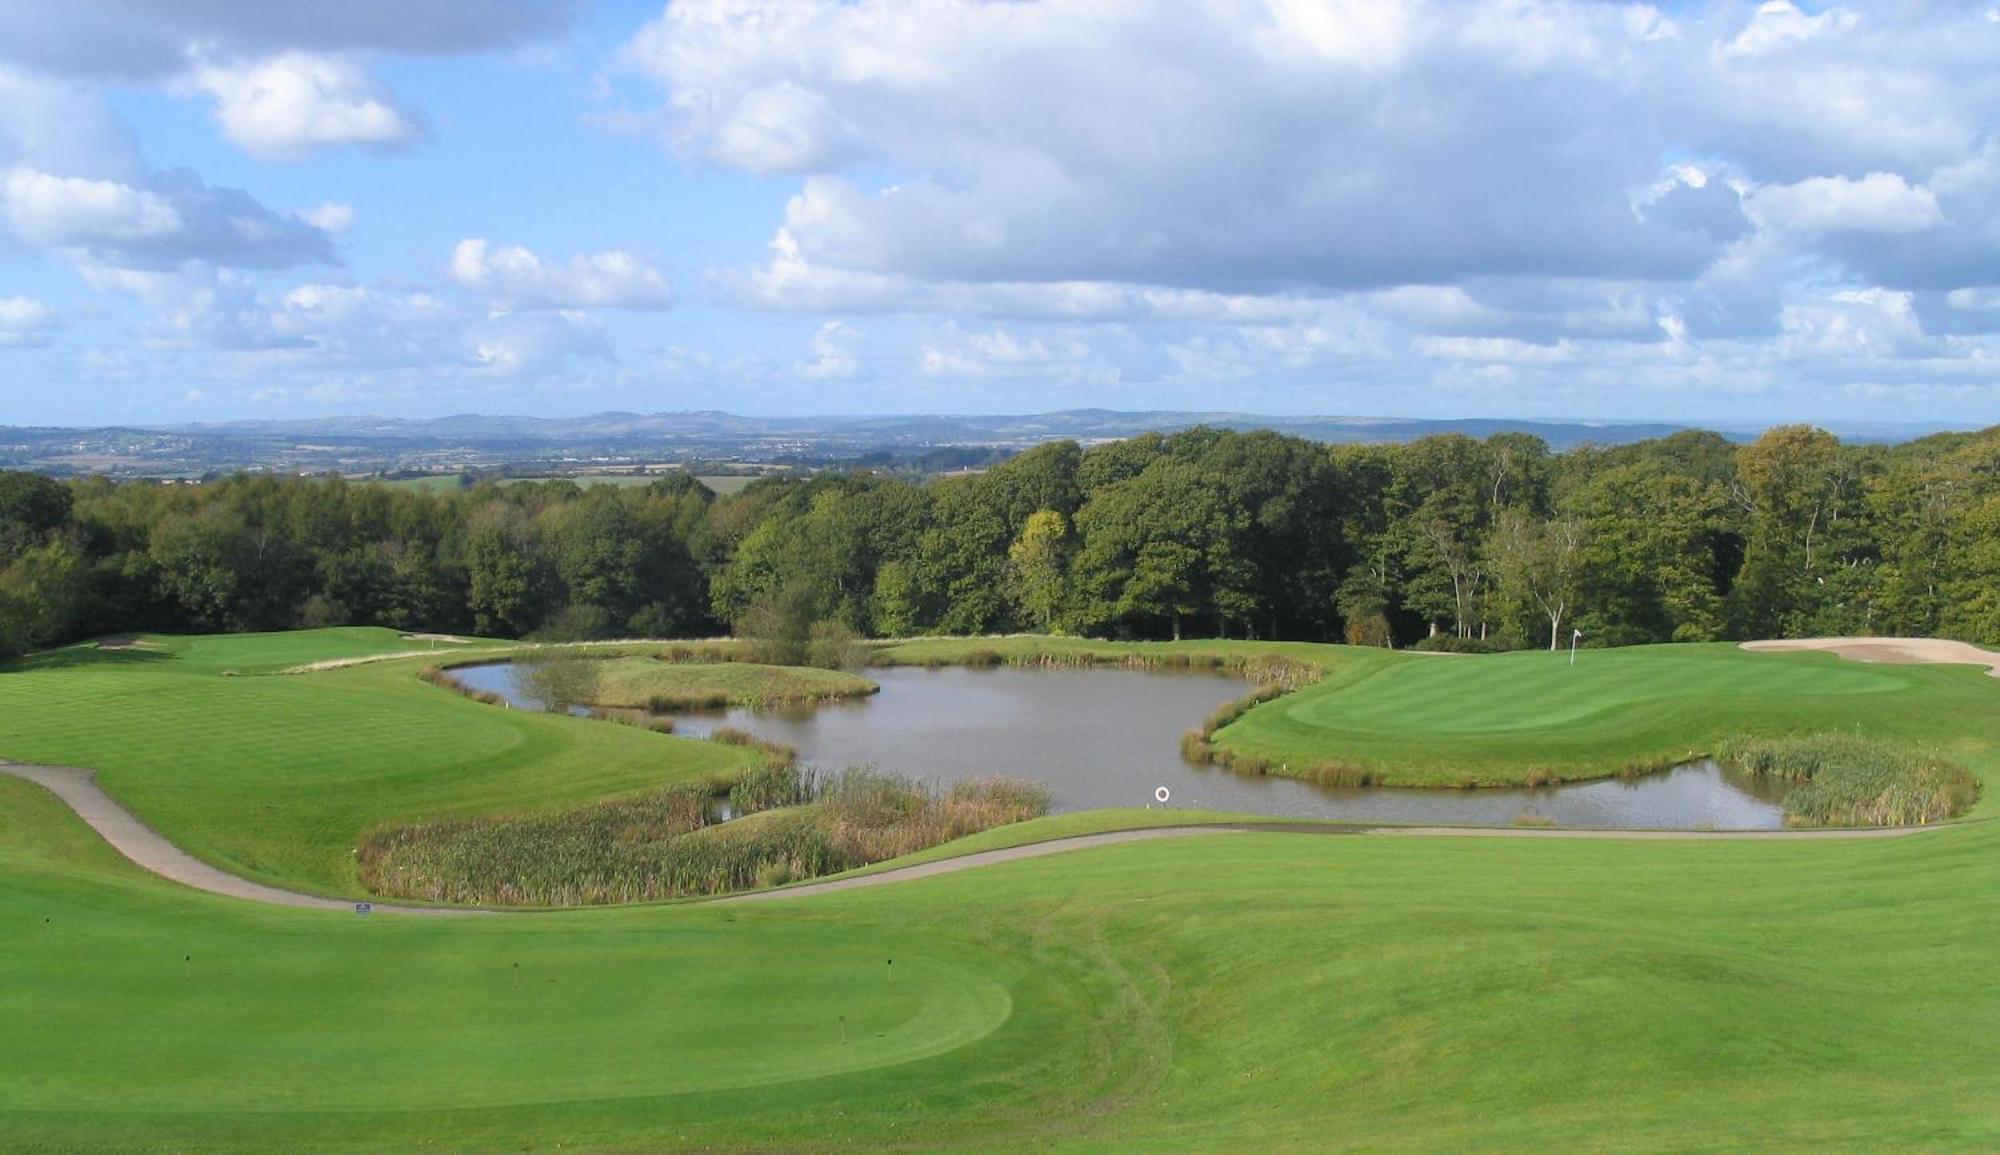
top-left (1742, 637), bottom-right (2000, 678)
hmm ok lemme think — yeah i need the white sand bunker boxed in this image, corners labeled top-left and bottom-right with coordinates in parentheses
top-left (1742, 637), bottom-right (2000, 679)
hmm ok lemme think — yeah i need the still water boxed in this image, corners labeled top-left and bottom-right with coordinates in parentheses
top-left (449, 662), bottom-right (1789, 830)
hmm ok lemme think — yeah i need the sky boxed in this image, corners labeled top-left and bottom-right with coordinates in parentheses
top-left (2, 1), bottom-right (2000, 428)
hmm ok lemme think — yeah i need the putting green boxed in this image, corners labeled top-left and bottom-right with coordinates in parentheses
top-left (1214, 643), bottom-right (2000, 790)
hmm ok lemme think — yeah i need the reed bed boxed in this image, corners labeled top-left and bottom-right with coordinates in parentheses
top-left (883, 645), bottom-right (1320, 688)
top-left (1719, 733), bottom-right (1979, 827)
top-left (356, 765), bottom-right (1049, 906)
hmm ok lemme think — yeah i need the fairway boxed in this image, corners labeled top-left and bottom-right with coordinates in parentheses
top-left (1214, 643), bottom-right (2000, 793)
top-left (0, 631), bottom-right (756, 895)
top-left (5, 769), bottom-right (2000, 1150)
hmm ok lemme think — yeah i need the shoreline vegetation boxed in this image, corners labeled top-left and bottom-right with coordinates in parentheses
top-left (1720, 734), bottom-right (1979, 828)
top-left (357, 762), bottom-right (1051, 906)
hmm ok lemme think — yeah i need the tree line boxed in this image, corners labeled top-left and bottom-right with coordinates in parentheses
top-left (5, 422), bottom-right (2000, 660)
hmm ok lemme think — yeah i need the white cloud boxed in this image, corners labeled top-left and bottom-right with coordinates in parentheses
top-left (799, 320), bottom-right (861, 379)
top-left (1780, 288), bottom-right (1933, 359)
top-left (188, 53), bottom-right (420, 160)
top-left (0, 295), bottom-right (61, 347)
top-left (1416, 336), bottom-right (1577, 364)
top-left (1724, 2), bottom-right (1857, 58)
top-left (1, 165), bottom-right (336, 271)
top-left (302, 202), bottom-right (355, 233)
top-left (1748, 172), bottom-right (1944, 235)
top-left (2, 168), bottom-right (179, 241)
top-left (450, 239), bottom-right (675, 311)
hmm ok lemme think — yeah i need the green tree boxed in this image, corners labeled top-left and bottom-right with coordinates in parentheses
top-left (1006, 510), bottom-right (1071, 631)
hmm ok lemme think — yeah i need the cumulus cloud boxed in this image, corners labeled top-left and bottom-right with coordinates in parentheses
top-left (186, 53), bottom-right (422, 160)
top-left (1748, 173), bottom-right (1944, 235)
top-left (607, 0), bottom-right (2000, 418)
top-left (0, 295), bottom-right (62, 348)
top-left (449, 239), bottom-right (675, 311)
top-left (301, 203), bottom-right (355, 233)
top-left (1723, 2), bottom-right (1858, 58)
top-left (626, 4), bottom-right (2000, 293)
top-left (1, 165), bottom-right (337, 270)
top-left (798, 320), bottom-right (861, 379)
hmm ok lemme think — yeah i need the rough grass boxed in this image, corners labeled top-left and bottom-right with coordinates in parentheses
top-left (584, 657), bottom-right (878, 711)
top-left (357, 766), bottom-right (1050, 905)
top-left (1720, 734), bottom-right (1980, 827)
top-left (875, 635), bottom-right (1321, 685)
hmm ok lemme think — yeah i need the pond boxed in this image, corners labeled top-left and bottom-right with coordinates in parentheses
top-left (448, 662), bottom-right (1790, 830)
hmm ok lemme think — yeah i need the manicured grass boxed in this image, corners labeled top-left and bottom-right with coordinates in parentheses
top-left (585, 657), bottom-right (877, 710)
top-left (6, 765), bottom-right (2000, 1150)
top-left (5, 630), bottom-right (2000, 1147)
top-left (1214, 642), bottom-right (2000, 798)
top-left (0, 629), bottom-right (755, 896)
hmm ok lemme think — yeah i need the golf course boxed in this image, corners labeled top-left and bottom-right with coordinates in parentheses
top-left (3, 627), bottom-right (1999, 1150)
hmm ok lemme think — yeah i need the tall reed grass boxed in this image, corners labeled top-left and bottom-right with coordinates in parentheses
top-left (1719, 733), bottom-right (1979, 827)
top-left (356, 764), bottom-right (1049, 906)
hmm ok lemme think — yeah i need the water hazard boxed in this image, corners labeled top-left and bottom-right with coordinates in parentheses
top-left (448, 661), bottom-right (1789, 830)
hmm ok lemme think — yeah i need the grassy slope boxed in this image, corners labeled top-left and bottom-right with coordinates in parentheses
top-left (3, 766), bottom-right (1999, 1151)
top-left (586, 657), bottom-right (877, 708)
top-left (0, 630), bottom-right (755, 896)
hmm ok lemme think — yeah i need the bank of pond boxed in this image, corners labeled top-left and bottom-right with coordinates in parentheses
top-left (398, 653), bottom-right (1980, 906)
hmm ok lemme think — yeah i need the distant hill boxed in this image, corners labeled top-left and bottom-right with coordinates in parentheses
top-left (163, 410), bottom-right (1699, 450)
top-left (0, 410), bottom-right (1974, 478)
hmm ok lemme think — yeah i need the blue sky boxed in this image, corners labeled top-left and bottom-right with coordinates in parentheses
top-left (3, 1), bottom-right (1999, 427)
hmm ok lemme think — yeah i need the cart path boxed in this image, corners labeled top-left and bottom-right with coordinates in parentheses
top-left (0, 761), bottom-right (480, 917)
top-left (0, 759), bottom-right (1943, 915)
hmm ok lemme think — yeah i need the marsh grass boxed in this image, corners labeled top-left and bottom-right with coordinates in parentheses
top-left (1720, 733), bottom-right (1979, 827)
top-left (1181, 680), bottom-right (1309, 777)
top-left (356, 764), bottom-right (1050, 906)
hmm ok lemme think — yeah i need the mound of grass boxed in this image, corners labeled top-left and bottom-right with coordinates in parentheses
top-left (1720, 734), bottom-right (1980, 827)
top-left (585, 657), bottom-right (878, 711)
top-left (357, 765), bottom-right (1050, 905)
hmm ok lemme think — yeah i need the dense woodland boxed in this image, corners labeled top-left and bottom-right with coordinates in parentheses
top-left (5, 423), bottom-right (2000, 660)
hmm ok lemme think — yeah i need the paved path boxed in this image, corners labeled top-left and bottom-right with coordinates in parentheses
top-left (0, 760), bottom-right (1946, 915)
top-left (717, 826), bottom-right (1251, 903)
